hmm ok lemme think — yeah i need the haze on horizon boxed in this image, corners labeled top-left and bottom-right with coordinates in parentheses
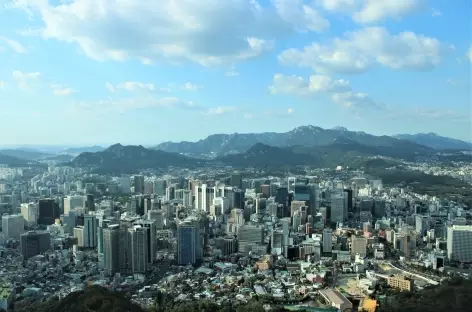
top-left (0, 0), bottom-right (471, 146)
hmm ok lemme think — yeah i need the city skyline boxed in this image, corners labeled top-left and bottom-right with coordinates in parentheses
top-left (0, 0), bottom-right (471, 145)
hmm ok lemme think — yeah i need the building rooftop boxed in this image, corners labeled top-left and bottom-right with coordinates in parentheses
top-left (319, 289), bottom-right (351, 306)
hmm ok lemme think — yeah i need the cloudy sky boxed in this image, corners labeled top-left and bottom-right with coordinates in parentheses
top-left (0, 0), bottom-right (471, 145)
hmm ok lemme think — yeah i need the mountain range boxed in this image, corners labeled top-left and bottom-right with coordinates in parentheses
top-left (0, 126), bottom-right (469, 169)
top-left (394, 133), bottom-right (472, 150)
top-left (154, 125), bottom-right (470, 156)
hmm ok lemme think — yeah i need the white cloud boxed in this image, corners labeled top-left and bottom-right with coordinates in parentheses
top-left (13, 0), bottom-right (330, 66)
top-left (278, 27), bottom-right (450, 73)
top-left (12, 70), bottom-right (40, 90)
top-left (204, 106), bottom-right (237, 115)
top-left (317, 0), bottom-right (424, 23)
top-left (0, 36), bottom-right (27, 53)
top-left (332, 91), bottom-right (384, 110)
top-left (467, 45), bottom-right (472, 63)
top-left (352, 0), bottom-right (424, 24)
top-left (51, 84), bottom-right (76, 96)
top-left (274, 0), bottom-right (330, 32)
top-left (269, 74), bottom-right (350, 96)
top-left (182, 82), bottom-right (203, 91)
top-left (225, 70), bottom-right (239, 77)
top-left (117, 82), bottom-right (157, 92)
top-left (105, 81), bottom-right (169, 92)
top-left (105, 82), bottom-right (115, 93)
top-left (431, 8), bottom-right (442, 17)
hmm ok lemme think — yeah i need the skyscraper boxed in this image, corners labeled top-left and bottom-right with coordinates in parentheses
top-left (177, 220), bottom-right (201, 265)
top-left (20, 231), bottom-right (50, 259)
top-left (129, 226), bottom-right (149, 273)
top-left (83, 215), bottom-right (98, 248)
top-left (38, 199), bottom-right (59, 225)
top-left (230, 173), bottom-right (242, 189)
top-left (322, 228), bottom-right (332, 253)
top-left (2, 214), bottom-right (24, 240)
top-left (103, 225), bottom-right (123, 273)
top-left (134, 175), bottom-right (145, 194)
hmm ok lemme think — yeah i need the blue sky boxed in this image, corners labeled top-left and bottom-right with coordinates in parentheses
top-left (0, 0), bottom-right (471, 146)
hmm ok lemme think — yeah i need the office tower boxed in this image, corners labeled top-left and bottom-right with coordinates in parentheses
top-left (331, 194), bottom-right (345, 223)
top-left (73, 226), bottom-right (84, 247)
top-left (415, 215), bottom-right (430, 236)
top-left (86, 194), bottom-right (95, 212)
top-left (2, 214), bottom-right (24, 240)
top-left (128, 226), bottom-right (149, 273)
top-left (275, 186), bottom-right (288, 210)
top-left (120, 175), bottom-right (131, 193)
top-left (21, 203), bottom-right (38, 226)
top-left (343, 189), bottom-right (353, 212)
top-left (83, 215), bottom-right (98, 248)
top-left (144, 196), bottom-right (152, 215)
top-left (308, 184), bottom-right (318, 216)
top-left (213, 197), bottom-right (229, 214)
top-left (291, 201), bottom-right (305, 217)
top-left (373, 200), bottom-right (386, 218)
top-left (134, 175), bottom-right (145, 194)
top-left (183, 190), bottom-right (192, 207)
top-left (194, 184), bottom-right (215, 212)
top-left (63, 195), bottom-right (85, 215)
top-left (135, 220), bottom-right (156, 264)
top-left (144, 180), bottom-right (154, 194)
top-left (20, 231), bottom-right (50, 259)
top-left (148, 209), bottom-right (165, 230)
top-left (230, 173), bottom-right (242, 189)
top-left (322, 228), bottom-right (332, 253)
top-left (237, 224), bottom-right (263, 253)
top-left (177, 220), bottom-right (201, 265)
top-left (360, 198), bottom-right (374, 214)
top-left (255, 197), bottom-right (266, 214)
top-left (154, 179), bottom-right (167, 196)
top-left (97, 225), bottom-right (104, 254)
top-left (261, 184), bottom-right (270, 198)
top-left (447, 225), bottom-right (472, 262)
top-left (103, 225), bottom-right (123, 273)
top-left (351, 237), bottom-right (367, 256)
top-left (165, 185), bottom-right (175, 201)
top-left (271, 229), bottom-right (284, 255)
top-left (38, 199), bottom-right (59, 226)
top-left (222, 236), bottom-right (237, 255)
top-left (233, 189), bottom-right (245, 209)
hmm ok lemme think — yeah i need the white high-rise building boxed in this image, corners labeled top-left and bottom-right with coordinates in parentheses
top-left (21, 203), bottom-right (38, 226)
top-left (447, 225), bottom-right (472, 262)
top-left (213, 197), bottom-right (229, 214)
top-left (2, 214), bottom-right (24, 240)
top-left (64, 195), bottom-right (85, 215)
top-left (83, 215), bottom-right (98, 248)
top-left (73, 226), bottom-right (84, 247)
top-left (148, 210), bottom-right (165, 230)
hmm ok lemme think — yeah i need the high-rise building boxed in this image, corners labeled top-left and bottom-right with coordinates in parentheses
top-left (128, 226), bottom-right (149, 273)
top-left (103, 225), bottom-right (123, 273)
top-left (322, 228), bottom-right (332, 253)
top-left (73, 226), bottom-right (84, 247)
top-left (134, 175), bottom-right (145, 194)
top-left (230, 173), bottom-right (242, 189)
top-left (447, 225), bottom-right (472, 263)
top-left (20, 203), bottom-right (38, 226)
top-left (2, 214), bottom-right (24, 240)
top-left (38, 199), bottom-right (59, 225)
top-left (83, 215), bottom-right (98, 248)
top-left (86, 194), bottom-right (95, 212)
top-left (120, 175), bottom-right (131, 193)
top-left (237, 224), bottom-right (263, 253)
top-left (331, 194), bottom-right (345, 223)
top-left (351, 237), bottom-right (367, 256)
top-left (63, 195), bottom-right (85, 215)
top-left (135, 220), bottom-right (156, 264)
top-left (177, 220), bottom-right (201, 265)
top-left (20, 231), bottom-right (50, 259)
top-left (153, 179), bottom-right (167, 196)
top-left (148, 209), bottom-right (165, 230)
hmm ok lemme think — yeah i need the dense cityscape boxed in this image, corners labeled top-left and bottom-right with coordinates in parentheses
top-left (0, 130), bottom-right (470, 312)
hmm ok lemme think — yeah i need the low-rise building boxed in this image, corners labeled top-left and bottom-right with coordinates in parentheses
top-left (387, 275), bottom-right (413, 291)
top-left (319, 288), bottom-right (353, 311)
